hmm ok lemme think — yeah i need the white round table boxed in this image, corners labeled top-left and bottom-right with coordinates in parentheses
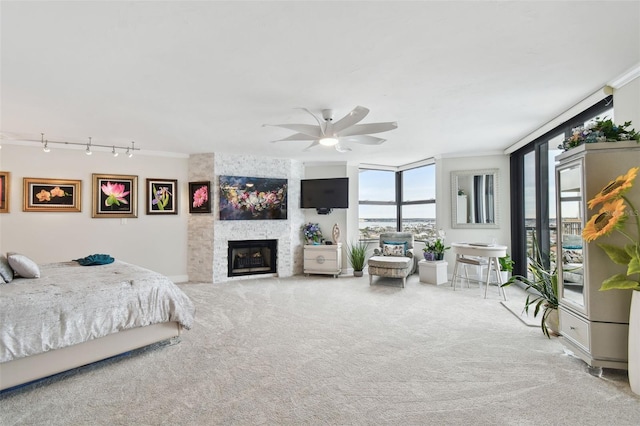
top-left (451, 242), bottom-right (508, 300)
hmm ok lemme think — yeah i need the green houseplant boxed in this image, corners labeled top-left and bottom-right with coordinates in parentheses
top-left (498, 254), bottom-right (514, 283)
top-left (347, 240), bottom-right (369, 277)
top-left (502, 244), bottom-right (559, 338)
top-left (423, 238), bottom-right (449, 261)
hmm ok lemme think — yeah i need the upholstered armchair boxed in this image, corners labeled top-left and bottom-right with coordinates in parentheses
top-left (368, 232), bottom-right (416, 288)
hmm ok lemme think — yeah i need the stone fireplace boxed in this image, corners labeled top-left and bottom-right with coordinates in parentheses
top-left (228, 239), bottom-right (277, 277)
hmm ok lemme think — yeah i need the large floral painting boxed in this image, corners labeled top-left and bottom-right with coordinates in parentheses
top-left (219, 175), bottom-right (287, 220)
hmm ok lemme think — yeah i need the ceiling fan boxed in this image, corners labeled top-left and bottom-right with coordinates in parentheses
top-left (263, 106), bottom-right (398, 152)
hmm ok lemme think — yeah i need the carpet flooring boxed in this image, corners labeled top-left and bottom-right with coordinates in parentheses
top-left (1, 273), bottom-right (638, 425)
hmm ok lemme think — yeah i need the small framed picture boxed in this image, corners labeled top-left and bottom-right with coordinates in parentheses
top-left (0, 171), bottom-right (9, 213)
top-left (146, 178), bottom-right (178, 215)
top-left (92, 173), bottom-right (138, 218)
top-left (189, 181), bottom-right (211, 213)
top-left (23, 177), bottom-right (82, 212)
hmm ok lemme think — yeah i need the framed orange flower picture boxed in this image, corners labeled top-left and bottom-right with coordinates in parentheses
top-left (23, 177), bottom-right (82, 212)
top-left (92, 173), bottom-right (138, 218)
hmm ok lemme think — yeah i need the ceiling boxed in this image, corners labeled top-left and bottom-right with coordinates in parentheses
top-left (1, 1), bottom-right (639, 167)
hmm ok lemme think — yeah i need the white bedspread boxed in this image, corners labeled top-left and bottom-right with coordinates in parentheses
top-left (0, 260), bottom-right (195, 363)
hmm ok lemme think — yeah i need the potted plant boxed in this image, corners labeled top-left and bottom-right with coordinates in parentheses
top-left (501, 244), bottom-right (558, 338)
top-left (559, 117), bottom-right (640, 151)
top-left (347, 240), bottom-right (369, 277)
top-left (498, 254), bottom-right (514, 283)
top-left (423, 237), bottom-right (450, 261)
top-left (422, 241), bottom-right (436, 261)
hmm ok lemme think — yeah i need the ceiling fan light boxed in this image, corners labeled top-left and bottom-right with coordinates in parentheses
top-left (319, 137), bottom-right (339, 146)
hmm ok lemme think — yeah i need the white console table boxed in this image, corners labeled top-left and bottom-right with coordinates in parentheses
top-left (304, 243), bottom-right (342, 277)
top-left (451, 242), bottom-right (507, 300)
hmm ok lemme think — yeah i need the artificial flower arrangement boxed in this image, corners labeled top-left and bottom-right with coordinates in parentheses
top-left (582, 166), bottom-right (639, 291)
top-left (220, 184), bottom-right (286, 213)
top-left (302, 223), bottom-right (323, 244)
top-left (560, 117), bottom-right (640, 151)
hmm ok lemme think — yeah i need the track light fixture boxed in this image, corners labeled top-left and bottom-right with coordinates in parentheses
top-left (85, 137), bottom-right (92, 155)
top-left (35, 133), bottom-right (139, 157)
top-left (41, 134), bottom-right (50, 152)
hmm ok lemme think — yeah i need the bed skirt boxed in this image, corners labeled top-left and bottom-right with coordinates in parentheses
top-left (0, 322), bottom-right (181, 391)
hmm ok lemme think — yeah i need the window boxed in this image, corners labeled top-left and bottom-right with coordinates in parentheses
top-left (359, 164), bottom-right (436, 240)
top-left (510, 101), bottom-right (613, 276)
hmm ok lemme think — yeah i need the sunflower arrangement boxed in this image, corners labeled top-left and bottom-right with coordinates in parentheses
top-left (583, 166), bottom-right (640, 291)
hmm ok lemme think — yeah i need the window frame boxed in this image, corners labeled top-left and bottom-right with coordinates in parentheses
top-left (359, 162), bottom-right (436, 240)
top-left (509, 97), bottom-right (613, 276)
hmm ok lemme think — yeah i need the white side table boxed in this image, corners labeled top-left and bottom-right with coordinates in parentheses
top-left (419, 260), bottom-right (448, 285)
top-left (304, 243), bottom-right (342, 277)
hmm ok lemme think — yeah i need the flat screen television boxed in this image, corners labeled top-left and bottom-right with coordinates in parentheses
top-left (300, 177), bottom-right (349, 210)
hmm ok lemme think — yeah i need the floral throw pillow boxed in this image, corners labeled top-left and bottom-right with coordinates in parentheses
top-left (383, 244), bottom-right (405, 257)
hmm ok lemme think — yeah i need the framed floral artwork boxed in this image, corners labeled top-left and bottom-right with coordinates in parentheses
top-left (0, 171), bottom-right (9, 213)
top-left (189, 181), bottom-right (211, 213)
top-left (146, 178), bottom-right (178, 215)
top-left (219, 175), bottom-right (287, 220)
top-left (92, 173), bottom-right (138, 218)
top-left (23, 177), bottom-right (81, 212)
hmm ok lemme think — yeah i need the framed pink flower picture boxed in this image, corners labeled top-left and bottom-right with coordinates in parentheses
top-left (92, 173), bottom-right (138, 218)
top-left (189, 181), bottom-right (211, 214)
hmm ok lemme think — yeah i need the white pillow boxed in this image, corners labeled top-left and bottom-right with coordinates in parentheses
top-left (0, 254), bottom-right (13, 283)
top-left (383, 243), bottom-right (405, 257)
top-left (7, 253), bottom-right (40, 278)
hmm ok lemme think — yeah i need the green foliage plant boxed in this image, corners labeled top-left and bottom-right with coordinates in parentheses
top-left (347, 240), bottom-right (369, 272)
top-left (501, 242), bottom-right (558, 338)
top-left (499, 254), bottom-right (514, 272)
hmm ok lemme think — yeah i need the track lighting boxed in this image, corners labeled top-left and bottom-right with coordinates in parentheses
top-left (85, 137), bottom-right (92, 155)
top-left (41, 133), bottom-right (50, 152)
top-left (32, 133), bottom-right (139, 157)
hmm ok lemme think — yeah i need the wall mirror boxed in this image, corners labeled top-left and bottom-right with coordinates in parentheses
top-left (451, 169), bottom-right (499, 229)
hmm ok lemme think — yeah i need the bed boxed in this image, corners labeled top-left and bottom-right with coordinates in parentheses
top-left (0, 257), bottom-right (195, 391)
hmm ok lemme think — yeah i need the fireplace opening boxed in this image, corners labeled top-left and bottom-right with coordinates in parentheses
top-left (228, 239), bottom-right (277, 277)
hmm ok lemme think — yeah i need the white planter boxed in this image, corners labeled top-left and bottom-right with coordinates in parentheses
top-left (629, 290), bottom-right (640, 395)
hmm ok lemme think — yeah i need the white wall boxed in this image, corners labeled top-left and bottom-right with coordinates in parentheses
top-left (436, 154), bottom-right (512, 274)
top-left (614, 77), bottom-right (640, 124)
top-left (0, 144), bottom-right (189, 281)
top-left (302, 163), bottom-right (359, 273)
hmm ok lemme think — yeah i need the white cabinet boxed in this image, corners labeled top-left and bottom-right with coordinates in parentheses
top-left (304, 243), bottom-right (342, 277)
top-left (555, 142), bottom-right (638, 370)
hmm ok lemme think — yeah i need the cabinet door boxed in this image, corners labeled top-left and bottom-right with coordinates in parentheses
top-left (556, 160), bottom-right (586, 312)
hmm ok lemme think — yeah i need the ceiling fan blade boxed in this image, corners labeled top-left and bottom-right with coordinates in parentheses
top-left (302, 141), bottom-right (320, 151)
top-left (331, 106), bottom-right (370, 133)
top-left (269, 133), bottom-right (317, 143)
top-left (337, 122), bottom-right (398, 137)
top-left (262, 123), bottom-right (322, 138)
top-left (296, 107), bottom-right (325, 131)
top-left (335, 143), bottom-right (352, 153)
top-left (340, 135), bottom-right (386, 145)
